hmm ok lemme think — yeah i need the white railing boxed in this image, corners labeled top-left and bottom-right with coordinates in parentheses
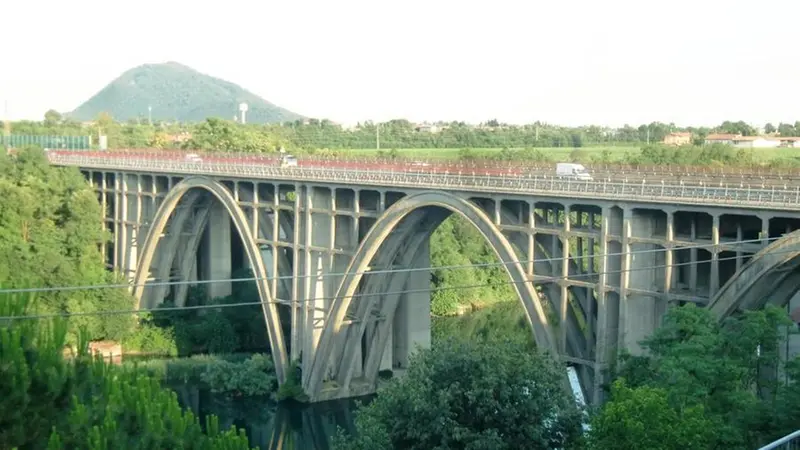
top-left (758, 430), bottom-right (800, 450)
top-left (47, 153), bottom-right (800, 210)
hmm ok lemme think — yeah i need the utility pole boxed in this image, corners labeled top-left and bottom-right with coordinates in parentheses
top-left (376, 123), bottom-right (380, 150)
top-left (148, 105), bottom-right (152, 126)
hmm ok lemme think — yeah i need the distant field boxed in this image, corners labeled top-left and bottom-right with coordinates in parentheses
top-left (338, 146), bottom-right (800, 163)
top-left (339, 146), bottom-right (638, 161)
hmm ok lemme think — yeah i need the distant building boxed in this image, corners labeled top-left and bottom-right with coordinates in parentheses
top-left (731, 136), bottom-right (781, 149)
top-left (777, 137), bottom-right (800, 148)
top-left (662, 132), bottom-right (692, 146)
top-left (415, 124), bottom-right (440, 133)
top-left (704, 133), bottom-right (741, 145)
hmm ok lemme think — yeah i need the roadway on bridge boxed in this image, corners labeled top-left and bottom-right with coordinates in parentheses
top-left (49, 149), bottom-right (800, 188)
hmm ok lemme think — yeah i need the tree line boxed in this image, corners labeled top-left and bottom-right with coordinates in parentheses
top-left (9, 111), bottom-right (800, 151)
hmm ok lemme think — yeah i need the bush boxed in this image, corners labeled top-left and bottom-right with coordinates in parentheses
top-left (135, 353), bottom-right (278, 397)
top-left (335, 338), bottom-right (582, 450)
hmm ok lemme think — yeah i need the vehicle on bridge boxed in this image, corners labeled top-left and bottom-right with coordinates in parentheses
top-left (556, 163), bottom-right (592, 181)
top-left (184, 153), bottom-right (203, 163)
top-left (280, 154), bottom-right (298, 168)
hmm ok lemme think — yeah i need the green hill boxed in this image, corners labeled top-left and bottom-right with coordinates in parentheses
top-left (68, 61), bottom-right (303, 123)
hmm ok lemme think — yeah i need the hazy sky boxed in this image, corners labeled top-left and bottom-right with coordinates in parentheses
top-left (1, 0), bottom-right (798, 127)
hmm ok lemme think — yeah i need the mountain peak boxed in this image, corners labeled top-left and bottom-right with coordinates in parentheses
top-left (69, 62), bottom-right (302, 123)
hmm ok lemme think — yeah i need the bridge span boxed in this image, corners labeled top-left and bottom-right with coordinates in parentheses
top-left (46, 150), bottom-right (800, 405)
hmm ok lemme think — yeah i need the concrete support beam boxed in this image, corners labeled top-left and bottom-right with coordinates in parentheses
top-left (203, 202), bottom-right (232, 299)
top-left (393, 238), bottom-right (432, 369)
top-left (619, 208), bottom-right (664, 355)
top-left (710, 214), bottom-right (720, 295)
top-left (664, 211), bottom-right (674, 296)
top-left (560, 205), bottom-right (571, 353)
top-left (736, 222), bottom-right (744, 272)
top-left (690, 217), bottom-right (698, 291)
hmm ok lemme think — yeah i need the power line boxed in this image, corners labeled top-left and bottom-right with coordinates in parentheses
top-left (0, 246), bottom-right (792, 322)
top-left (0, 236), bottom-right (776, 296)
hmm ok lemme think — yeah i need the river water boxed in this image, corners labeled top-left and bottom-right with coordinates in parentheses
top-left (173, 386), bottom-right (367, 450)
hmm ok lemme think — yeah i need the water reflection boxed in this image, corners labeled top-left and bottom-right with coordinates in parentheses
top-left (173, 385), bottom-right (367, 450)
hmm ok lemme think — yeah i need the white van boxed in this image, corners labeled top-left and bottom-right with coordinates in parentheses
top-left (280, 154), bottom-right (298, 168)
top-left (556, 163), bottom-right (592, 181)
top-left (184, 153), bottom-right (202, 163)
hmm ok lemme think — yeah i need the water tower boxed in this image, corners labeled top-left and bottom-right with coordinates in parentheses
top-left (238, 103), bottom-right (249, 124)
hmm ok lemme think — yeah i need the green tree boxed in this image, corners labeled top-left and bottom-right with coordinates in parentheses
top-left (0, 147), bottom-right (135, 343)
top-left (765, 123), bottom-right (776, 134)
top-left (588, 380), bottom-right (714, 450)
top-left (44, 109), bottom-right (62, 126)
top-left (605, 304), bottom-right (796, 449)
top-left (335, 338), bottom-right (583, 450)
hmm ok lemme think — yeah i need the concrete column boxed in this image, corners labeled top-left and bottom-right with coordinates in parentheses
top-left (353, 190), bottom-right (361, 241)
top-left (592, 208), bottom-right (613, 405)
top-left (203, 202), bottom-right (232, 300)
top-left (761, 216), bottom-right (770, 246)
top-left (291, 184), bottom-right (303, 364)
top-left (588, 212), bottom-right (596, 279)
top-left (736, 222), bottom-right (743, 272)
top-left (710, 214), bottom-right (720, 295)
top-left (664, 211), bottom-right (674, 295)
top-left (118, 173), bottom-right (128, 275)
top-left (621, 208), bottom-right (663, 355)
top-left (617, 208), bottom-right (633, 351)
top-left (393, 238), bottom-right (431, 369)
top-left (560, 205), bottom-right (571, 353)
top-left (126, 174), bottom-right (142, 281)
top-left (527, 202), bottom-right (535, 277)
top-left (689, 216), bottom-right (698, 291)
top-left (301, 186), bottom-right (314, 371)
top-left (494, 200), bottom-right (501, 225)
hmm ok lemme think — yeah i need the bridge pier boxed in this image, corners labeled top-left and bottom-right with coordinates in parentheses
top-left (202, 202), bottom-right (233, 300)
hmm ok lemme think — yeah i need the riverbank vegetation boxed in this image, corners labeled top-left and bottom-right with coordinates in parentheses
top-left (341, 302), bottom-right (800, 450)
top-left (0, 292), bottom-right (256, 449)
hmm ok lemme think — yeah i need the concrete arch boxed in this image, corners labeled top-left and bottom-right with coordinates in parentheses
top-left (341, 209), bottom-right (594, 399)
top-left (305, 191), bottom-right (560, 398)
top-left (132, 176), bottom-right (289, 384)
top-left (709, 230), bottom-right (800, 319)
top-left (145, 191), bottom-right (206, 307)
top-left (328, 208), bottom-right (448, 390)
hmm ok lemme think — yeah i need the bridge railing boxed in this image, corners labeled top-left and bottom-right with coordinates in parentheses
top-left (56, 149), bottom-right (800, 183)
top-left (47, 153), bottom-right (800, 210)
top-left (757, 430), bottom-right (800, 450)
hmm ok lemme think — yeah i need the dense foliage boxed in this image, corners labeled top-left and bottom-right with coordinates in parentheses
top-left (334, 338), bottom-right (583, 450)
top-left (588, 304), bottom-right (800, 449)
top-left (0, 292), bottom-right (256, 449)
top-left (125, 268), bottom-right (274, 356)
top-left (68, 62), bottom-right (302, 123)
top-left (134, 353), bottom-right (277, 398)
top-left (0, 147), bottom-right (135, 343)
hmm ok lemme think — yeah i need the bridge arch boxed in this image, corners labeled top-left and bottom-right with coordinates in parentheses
top-left (305, 191), bottom-right (561, 398)
top-left (709, 230), bottom-right (800, 319)
top-left (132, 176), bottom-right (289, 384)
